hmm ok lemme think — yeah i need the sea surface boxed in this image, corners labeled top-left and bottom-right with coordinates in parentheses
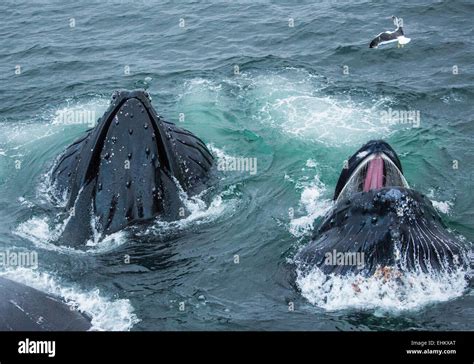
top-left (0, 0), bottom-right (473, 330)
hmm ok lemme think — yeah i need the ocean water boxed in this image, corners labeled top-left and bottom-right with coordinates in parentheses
top-left (0, 0), bottom-right (473, 330)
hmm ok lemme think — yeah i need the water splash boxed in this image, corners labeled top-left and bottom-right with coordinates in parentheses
top-left (288, 162), bottom-right (332, 238)
top-left (14, 215), bottom-right (127, 255)
top-left (51, 97), bottom-right (110, 127)
top-left (240, 69), bottom-right (394, 146)
top-left (427, 189), bottom-right (453, 215)
top-left (296, 265), bottom-right (468, 312)
top-left (142, 181), bottom-right (239, 236)
top-left (0, 268), bottom-right (139, 331)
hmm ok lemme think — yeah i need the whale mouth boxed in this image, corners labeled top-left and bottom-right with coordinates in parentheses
top-left (336, 152), bottom-right (409, 202)
top-left (363, 155), bottom-right (384, 192)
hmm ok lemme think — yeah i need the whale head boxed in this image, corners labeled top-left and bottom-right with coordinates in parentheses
top-left (51, 90), bottom-right (214, 246)
top-left (334, 140), bottom-right (409, 202)
top-left (296, 140), bottom-right (468, 275)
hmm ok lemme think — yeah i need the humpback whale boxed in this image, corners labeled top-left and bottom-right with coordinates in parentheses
top-left (0, 277), bottom-right (91, 331)
top-left (50, 90), bottom-right (214, 246)
top-left (369, 16), bottom-right (411, 48)
top-left (296, 140), bottom-right (468, 276)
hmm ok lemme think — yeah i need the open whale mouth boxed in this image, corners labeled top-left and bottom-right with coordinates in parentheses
top-left (336, 152), bottom-right (409, 203)
top-left (298, 139), bottom-right (468, 279)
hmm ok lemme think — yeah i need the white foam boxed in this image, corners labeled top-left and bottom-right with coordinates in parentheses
top-left (0, 268), bottom-right (139, 331)
top-left (263, 95), bottom-right (391, 145)
top-left (15, 216), bottom-right (56, 242)
top-left (18, 196), bottom-right (35, 208)
top-left (431, 200), bottom-right (453, 214)
top-left (207, 143), bottom-right (236, 167)
top-left (426, 189), bottom-right (453, 214)
top-left (14, 215), bottom-right (127, 255)
top-left (83, 213), bottom-right (128, 254)
top-left (305, 159), bottom-right (317, 168)
top-left (179, 69), bottom-right (394, 147)
top-left (296, 266), bottom-right (468, 312)
top-left (242, 70), bottom-right (393, 146)
top-left (37, 165), bottom-right (69, 208)
top-left (178, 78), bottom-right (222, 104)
top-left (51, 98), bottom-right (109, 127)
top-left (14, 216), bottom-right (81, 255)
top-left (288, 170), bottom-right (332, 238)
top-left (144, 181), bottom-right (239, 235)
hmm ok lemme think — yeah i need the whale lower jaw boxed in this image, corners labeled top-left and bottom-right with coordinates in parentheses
top-left (296, 188), bottom-right (468, 276)
top-left (50, 90), bottom-right (214, 246)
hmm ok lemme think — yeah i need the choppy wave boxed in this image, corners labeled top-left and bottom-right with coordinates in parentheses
top-left (0, 268), bottom-right (139, 331)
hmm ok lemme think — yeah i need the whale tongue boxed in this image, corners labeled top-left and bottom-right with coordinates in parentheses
top-left (363, 156), bottom-right (384, 192)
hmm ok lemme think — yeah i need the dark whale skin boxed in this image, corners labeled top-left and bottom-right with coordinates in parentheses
top-left (0, 277), bottom-right (91, 331)
top-left (50, 90), bottom-right (214, 246)
top-left (296, 187), bottom-right (469, 276)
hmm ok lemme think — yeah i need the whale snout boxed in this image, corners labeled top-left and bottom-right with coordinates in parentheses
top-left (359, 140), bottom-right (397, 157)
top-left (334, 140), bottom-right (407, 201)
top-left (105, 90), bottom-right (159, 143)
